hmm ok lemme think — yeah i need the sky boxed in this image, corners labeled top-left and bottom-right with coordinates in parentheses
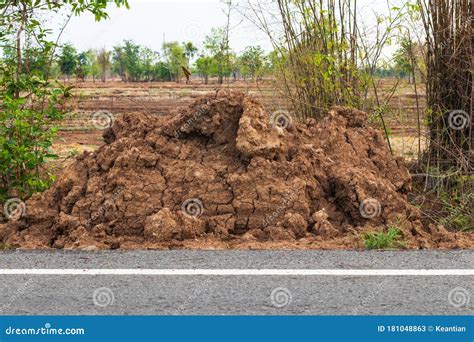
top-left (53, 0), bottom-right (405, 59)
top-left (58, 0), bottom-right (273, 54)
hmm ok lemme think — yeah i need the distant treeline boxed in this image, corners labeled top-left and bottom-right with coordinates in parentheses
top-left (0, 26), bottom-right (419, 84)
top-left (1, 27), bottom-right (277, 84)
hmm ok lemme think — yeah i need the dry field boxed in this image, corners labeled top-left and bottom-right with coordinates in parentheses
top-left (54, 78), bottom-right (427, 166)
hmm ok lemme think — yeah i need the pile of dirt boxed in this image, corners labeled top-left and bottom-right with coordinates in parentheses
top-left (1, 91), bottom-right (472, 249)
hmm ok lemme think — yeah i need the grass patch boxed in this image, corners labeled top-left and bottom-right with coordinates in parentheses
top-left (0, 243), bottom-right (13, 250)
top-left (362, 227), bottom-right (405, 250)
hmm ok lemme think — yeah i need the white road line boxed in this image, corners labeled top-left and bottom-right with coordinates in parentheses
top-left (0, 269), bottom-right (472, 276)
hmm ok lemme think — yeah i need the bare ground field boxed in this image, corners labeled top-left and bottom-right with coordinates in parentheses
top-left (54, 78), bottom-right (426, 163)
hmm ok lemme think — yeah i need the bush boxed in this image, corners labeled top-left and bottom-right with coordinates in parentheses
top-left (0, 76), bottom-right (72, 201)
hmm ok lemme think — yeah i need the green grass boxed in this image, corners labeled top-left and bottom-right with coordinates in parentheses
top-left (362, 227), bottom-right (405, 250)
top-left (0, 243), bottom-right (12, 250)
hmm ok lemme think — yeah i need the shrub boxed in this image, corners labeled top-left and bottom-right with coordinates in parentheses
top-left (0, 77), bottom-right (72, 201)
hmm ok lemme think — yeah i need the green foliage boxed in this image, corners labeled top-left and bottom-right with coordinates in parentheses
top-left (112, 40), bottom-right (176, 82)
top-left (75, 51), bottom-right (91, 81)
top-left (153, 61), bottom-right (172, 82)
top-left (66, 148), bottom-right (80, 159)
top-left (438, 188), bottom-right (474, 232)
top-left (122, 40), bottom-right (142, 81)
top-left (112, 46), bottom-right (126, 80)
top-left (23, 45), bottom-right (53, 78)
top-left (183, 42), bottom-right (198, 67)
top-left (96, 48), bottom-right (111, 82)
top-left (162, 41), bottom-right (186, 82)
top-left (58, 44), bottom-right (78, 78)
top-left (237, 46), bottom-right (266, 81)
top-left (0, 0), bottom-right (129, 200)
top-left (204, 28), bottom-right (232, 83)
top-left (141, 47), bottom-right (158, 82)
top-left (362, 227), bottom-right (405, 250)
top-left (393, 37), bottom-right (425, 83)
top-left (0, 243), bottom-right (13, 250)
top-left (0, 81), bottom-right (72, 199)
top-left (251, 0), bottom-right (408, 120)
top-left (87, 50), bottom-right (101, 81)
top-left (194, 55), bottom-right (216, 84)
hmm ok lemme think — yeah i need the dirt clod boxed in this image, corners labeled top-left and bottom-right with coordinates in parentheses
top-left (1, 91), bottom-right (472, 249)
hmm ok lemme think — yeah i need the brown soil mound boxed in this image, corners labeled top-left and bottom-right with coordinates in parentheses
top-left (1, 92), bottom-right (472, 250)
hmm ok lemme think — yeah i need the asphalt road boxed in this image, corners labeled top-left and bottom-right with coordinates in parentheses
top-left (0, 250), bottom-right (472, 315)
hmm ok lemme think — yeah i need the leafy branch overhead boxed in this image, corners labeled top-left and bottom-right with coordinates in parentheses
top-left (0, 0), bottom-right (129, 200)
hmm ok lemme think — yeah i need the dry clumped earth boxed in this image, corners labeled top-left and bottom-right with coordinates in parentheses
top-left (1, 91), bottom-right (472, 250)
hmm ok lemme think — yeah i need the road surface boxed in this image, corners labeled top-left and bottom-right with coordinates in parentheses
top-left (0, 250), bottom-right (472, 315)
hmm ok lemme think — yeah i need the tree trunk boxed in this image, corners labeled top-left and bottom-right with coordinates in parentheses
top-left (419, 0), bottom-right (473, 179)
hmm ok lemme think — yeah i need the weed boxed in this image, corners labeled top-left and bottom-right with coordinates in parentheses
top-left (362, 227), bottom-right (405, 250)
top-left (438, 189), bottom-right (474, 232)
top-left (66, 148), bottom-right (80, 159)
top-left (0, 243), bottom-right (13, 251)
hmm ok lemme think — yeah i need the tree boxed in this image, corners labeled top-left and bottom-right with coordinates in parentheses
top-left (58, 43), bottom-right (77, 79)
top-left (112, 46), bottom-right (126, 81)
top-left (247, 0), bottom-right (404, 124)
top-left (393, 37), bottom-right (425, 84)
top-left (75, 51), bottom-right (91, 81)
top-left (204, 28), bottom-right (231, 84)
top-left (141, 47), bottom-right (158, 82)
top-left (123, 40), bottom-right (143, 81)
top-left (162, 42), bottom-right (186, 82)
top-left (87, 50), bottom-right (101, 82)
top-left (238, 46), bottom-right (265, 81)
top-left (111, 41), bottom-right (142, 82)
top-left (194, 55), bottom-right (216, 84)
top-left (153, 61), bottom-right (172, 81)
top-left (418, 0), bottom-right (472, 179)
top-left (183, 42), bottom-right (197, 67)
top-left (22, 45), bottom-right (50, 78)
top-left (0, 0), bottom-right (129, 200)
top-left (97, 48), bottom-right (111, 82)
